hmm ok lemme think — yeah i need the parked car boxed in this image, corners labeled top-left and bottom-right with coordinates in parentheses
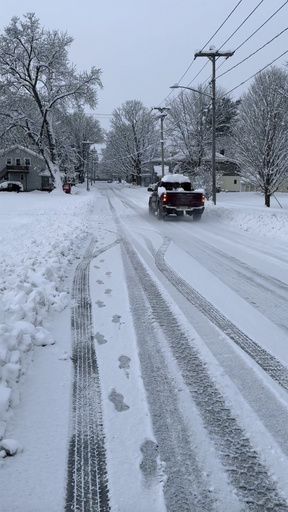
top-left (0, 181), bottom-right (23, 192)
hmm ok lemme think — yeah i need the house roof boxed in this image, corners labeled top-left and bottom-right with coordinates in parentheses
top-left (0, 144), bottom-right (45, 160)
top-left (168, 151), bottom-right (238, 164)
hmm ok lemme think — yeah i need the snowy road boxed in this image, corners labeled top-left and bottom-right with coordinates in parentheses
top-left (0, 184), bottom-right (287, 512)
top-left (74, 183), bottom-right (288, 511)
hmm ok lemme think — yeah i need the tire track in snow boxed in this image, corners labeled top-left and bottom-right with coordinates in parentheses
top-left (123, 234), bottom-right (288, 511)
top-left (153, 237), bottom-right (288, 393)
top-left (107, 199), bottom-right (288, 511)
top-left (65, 238), bottom-right (120, 512)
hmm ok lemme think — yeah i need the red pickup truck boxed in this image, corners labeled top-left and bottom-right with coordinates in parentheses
top-left (148, 174), bottom-right (205, 221)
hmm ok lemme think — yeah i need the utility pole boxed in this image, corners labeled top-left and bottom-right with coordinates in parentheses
top-left (194, 49), bottom-right (234, 205)
top-left (82, 141), bottom-right (94, 191)
top-left (153, 107), bottom-right (170, 177)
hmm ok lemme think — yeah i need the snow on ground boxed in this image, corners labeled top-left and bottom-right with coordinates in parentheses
top-left (0, 184), bottom-right (287, 511)
top-left (204, 190), bottom-right (288, 243)
top-left (0, 188), bottom-right (95, 439)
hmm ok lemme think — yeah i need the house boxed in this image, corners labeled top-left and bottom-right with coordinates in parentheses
top-left (0, 145), bottom-right (54, 192)
top-left (168, 151), bottom-right (241, 191)
top-left (141, 158), bottom-right (172, 186)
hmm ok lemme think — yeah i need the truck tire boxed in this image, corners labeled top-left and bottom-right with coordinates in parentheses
top-left (157, 207), bottom-right (163, 220)
top-left (193, 213), bottom-right (202, 221)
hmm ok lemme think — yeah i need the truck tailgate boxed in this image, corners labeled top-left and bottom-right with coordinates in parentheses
top-left (165, 192), bottom-right (204, 207)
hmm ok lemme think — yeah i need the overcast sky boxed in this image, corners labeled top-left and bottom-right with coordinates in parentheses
top-left (2, 0), bottom-right (288, 131)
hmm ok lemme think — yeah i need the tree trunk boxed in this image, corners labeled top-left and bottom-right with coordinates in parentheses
top-left (265, 192), bottom-right (271, 207)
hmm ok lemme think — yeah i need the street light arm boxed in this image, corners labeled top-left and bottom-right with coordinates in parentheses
top-left (170, 84), bottom-right (212, 98)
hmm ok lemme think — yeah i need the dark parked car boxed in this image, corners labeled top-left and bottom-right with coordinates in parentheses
top-left (0, 181), bottom-right (23, 192)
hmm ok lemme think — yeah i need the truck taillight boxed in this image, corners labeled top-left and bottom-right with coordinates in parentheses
top-left (162, 193), bottom-right (167, 202)
top-left (202, 194), bottom-right (205, 203)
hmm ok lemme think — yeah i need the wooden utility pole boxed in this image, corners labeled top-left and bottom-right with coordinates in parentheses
top-left (194, 50), bottom-right (234, 205)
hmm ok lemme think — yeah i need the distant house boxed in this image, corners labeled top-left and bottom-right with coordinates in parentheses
top-left (141, 157), bottom-right (172, 186)
top-left (168, 151), bottom-right (241, 192)
top-left (219, 162), bottom-right (241, 192)
top-left (240, 176), bottom-right (288, 193)
top-left (0, 145), bottom-right (54, 191)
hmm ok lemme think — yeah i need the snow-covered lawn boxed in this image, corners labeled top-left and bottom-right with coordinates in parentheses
top-left (0, 184), bottom-right (287, 511)
top-left (0, 189), bottom-right (95, 440)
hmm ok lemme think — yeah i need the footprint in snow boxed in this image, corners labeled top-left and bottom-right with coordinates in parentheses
top-left (96, 279), bottom-right (104, 285)
top-left (105, 271), bottom-right (112, 276)
top-left (140, 440), bottom-right (158, 479)
top-left (95, 332), bottom-right (108, 345)
top-left (95, 300), bottom-right (106, 308)
top-left (108, 389), bottom-right (129, 412)
top-left (112, 314), bottom-right (121, 323)
top-left (104, 289), bottom-right (112, 295)
top-left (118, 355), bottom-right (131, 378)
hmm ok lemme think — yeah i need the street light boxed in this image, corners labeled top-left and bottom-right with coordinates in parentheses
top-left (153, 107), bottom-right (170, 177)
top-left (170, 84), bottom-right (211, 98)
top-left (170, 84), bottom-right (218, 204)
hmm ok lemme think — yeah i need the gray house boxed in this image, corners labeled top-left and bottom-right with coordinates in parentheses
top-left (0, 145), bottom-right (54, 191)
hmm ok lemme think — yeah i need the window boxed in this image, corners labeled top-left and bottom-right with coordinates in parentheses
top-left (16, 158), bottom-right (21, 166)
top-left (6, 158), bottom-right (12, 165)
top-left (24, 158), bottom-right (30, 166)
top-left (20, 174), bottom-right (24, 181)
top-left (234, 179), bottom-right (237, 185)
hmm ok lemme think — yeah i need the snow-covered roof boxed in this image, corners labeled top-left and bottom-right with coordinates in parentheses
top-left (161, 173), bottom-right (190, 183)
top-left (0, 144), bottom-right (45, 160)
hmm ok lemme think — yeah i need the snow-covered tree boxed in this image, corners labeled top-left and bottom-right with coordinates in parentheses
top-left (102, 100), bottom-right (158, 184)
top-left (166, 87), bottom-right (211, 169)
top-left (234, 66), bottom-right (288, 206)
top-left (166, 87), bottom-right (239, 196)
top-left (0, 13), bottom-right (102, 189)
top-left (58, 110), bottom-right (103, 182)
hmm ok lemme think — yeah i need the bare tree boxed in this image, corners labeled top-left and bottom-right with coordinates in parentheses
top-left (166, 88), bottom-right (211, 170)
top-left (103, 100), bottom-right (158, 184)
top-left (0, 13), bottom-right (102, 188)
top-left (234, 66), bottom-right (288, 206)
top-left (166, 87), bottom-right (238, 197)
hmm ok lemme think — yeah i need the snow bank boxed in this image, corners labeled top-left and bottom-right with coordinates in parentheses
top-left (204, 192), bottom-right (288, 242)
top-left (0, 188), bottom-right (95, 437)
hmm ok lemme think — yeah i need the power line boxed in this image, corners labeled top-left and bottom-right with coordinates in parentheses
top-left (218, 27), bottom-right (288, 79)
top-left (87, 112), bottom-right (113, 117)
top-left (214, 0), bottom-right (288, 78)
top-left (218, 0), bottom-right (264, 50)
top-left (165, 1), bottom-right (270, 105)
top-left (163, 0), bottom-right (244, 99)
top-left (184, 1), bottom-right (288, 99)
top-left (225, 49), bottom-right (288, 96)
top-left (234, 0), bottom-right (288, 53)
top-left (200, 0), bottom-right (243, 52)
